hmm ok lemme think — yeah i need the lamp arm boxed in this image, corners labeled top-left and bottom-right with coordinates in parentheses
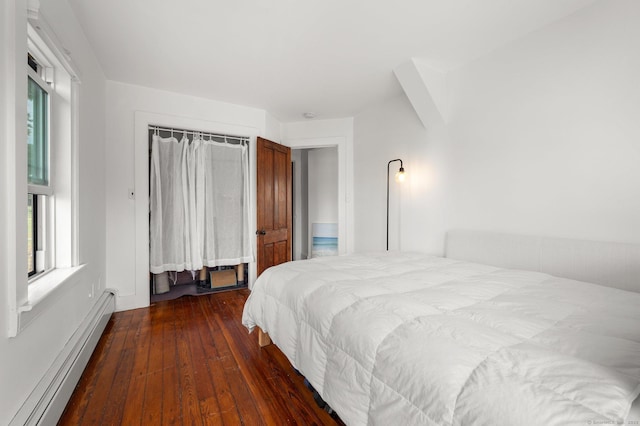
top-left (388, 158), bottom-right (403, 169)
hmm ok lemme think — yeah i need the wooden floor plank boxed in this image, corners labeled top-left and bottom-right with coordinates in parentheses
top-left (187, 297), bottom-right (242, 426)
top-left (97, 309), bottom-right (143, 425)
top-left (76, 310), bottom-right (134, 426)
top-left (198, 298), bottom-right (246, 425)
top-left (119, 307), bottom-right (153, 426)
top-left (212, 292), bottom-right (315, 425)
top-left (59, 289), bottom-right (342, 426)
top-left (183, 297), bottom-right (223, 424)
top-left (210, 295), bottom-right (285, 425)
top-left (175, 298), bottom-right (205, 426)
top-left (141, 303), bottom-right (168, 425)
top-left (197, 295), bottom-right (263, 426)
top-left (58, 314), bottom-right (121, 425)
top-left (161, 301), bottom-right (181, 426)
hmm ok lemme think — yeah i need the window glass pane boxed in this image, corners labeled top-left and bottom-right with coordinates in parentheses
top-left (27, 53), bottom-right (39, 73)
top-left (28, 194), bottom-right (35, 276)
top-left (28, 77), bottom-right (48, 186)
top-left (27, 193), bottom-right (47, 279)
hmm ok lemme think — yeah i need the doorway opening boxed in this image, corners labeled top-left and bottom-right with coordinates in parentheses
top-left (291, 147), bottom-right (339, 261)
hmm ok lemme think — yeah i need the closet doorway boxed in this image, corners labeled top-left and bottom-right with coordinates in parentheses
top-left (148, 126), bottom-right (252, 303)
top-left (127, 112), bottom-right (260, 312)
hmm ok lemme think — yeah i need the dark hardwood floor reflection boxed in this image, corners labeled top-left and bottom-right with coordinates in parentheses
top-left (59, 289), bottom-right (343, 426)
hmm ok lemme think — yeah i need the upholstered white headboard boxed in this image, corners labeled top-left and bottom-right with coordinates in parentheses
top-left (445, 230), bottom-right (640, 293)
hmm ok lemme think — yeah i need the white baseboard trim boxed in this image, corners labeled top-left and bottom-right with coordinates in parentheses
top-left (9, 289), bottom-right (116, 426)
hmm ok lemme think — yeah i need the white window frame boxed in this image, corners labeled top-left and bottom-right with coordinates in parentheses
top-left (27, 57), bottom-right (53, 277)
top-left (6, 13), bottom-right (83, 337)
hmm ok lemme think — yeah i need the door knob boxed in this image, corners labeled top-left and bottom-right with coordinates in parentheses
top-left (256, 229), bottom-right (267, 235)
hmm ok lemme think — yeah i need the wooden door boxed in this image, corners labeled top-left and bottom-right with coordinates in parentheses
top-left (256, 137), bottom-right (292, 277)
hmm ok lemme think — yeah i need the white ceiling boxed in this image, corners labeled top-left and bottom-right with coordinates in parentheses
top-left (69, 0), bottom-right (595, 122)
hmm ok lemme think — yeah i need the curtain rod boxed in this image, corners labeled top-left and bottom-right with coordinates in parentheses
top-left (149, 125), bottom-right (250, 142)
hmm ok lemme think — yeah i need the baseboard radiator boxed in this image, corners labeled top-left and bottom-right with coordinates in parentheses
top-left (10, 289), bottom-right (116, 426)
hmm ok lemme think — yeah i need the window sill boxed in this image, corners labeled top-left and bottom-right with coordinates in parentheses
top-left (14, 264), bottom-right (86, 335)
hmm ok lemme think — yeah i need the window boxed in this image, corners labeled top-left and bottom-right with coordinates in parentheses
top-left (7, 14), bottom-right (81, 337)
top-left (27, 53), bottom-right (52, 278)
top-left (25, 19), bottom-right (79, 280)
top-left (27, 64), bottom-right (49, 186)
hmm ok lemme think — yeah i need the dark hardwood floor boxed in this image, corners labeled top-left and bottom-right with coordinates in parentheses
top-left (59, 289), bottom-right (342, 425)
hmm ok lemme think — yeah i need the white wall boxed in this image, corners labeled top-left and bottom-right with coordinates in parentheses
top-left (264, 111), bottom-right (282, 143)
top-left (445, 0), bottom-right (640, 244)
top-left (354, 0), bottom-right (640, 254)
top-left (0, 0), bottom-right (107, 421)
top-left (354, 94), bottom-right (448, 253)
top-left (105, 81), bottom-right (277, 310)
top-left (354, 0), bottom-right (640, 253)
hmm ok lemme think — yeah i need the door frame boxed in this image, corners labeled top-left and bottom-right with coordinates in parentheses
top-left (285, 136), bottom-right (350, 257)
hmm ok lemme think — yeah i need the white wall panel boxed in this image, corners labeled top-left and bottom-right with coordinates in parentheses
top-left (353, 0), bottom-right (640, 254)
top-left (445, 0), bottom-right (640, 244)
top-left (0, 0), bottom-right (107, 421)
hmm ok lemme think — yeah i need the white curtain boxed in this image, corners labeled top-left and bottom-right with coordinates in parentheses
top-left (149, 133), bottom-right (253, 274)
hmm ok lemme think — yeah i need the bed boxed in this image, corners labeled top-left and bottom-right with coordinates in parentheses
top-left (242, 230), bottom-right (640, 425)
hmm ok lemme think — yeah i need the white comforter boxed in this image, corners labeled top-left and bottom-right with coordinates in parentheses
top-left (242, 252), bottom-right (640, 425)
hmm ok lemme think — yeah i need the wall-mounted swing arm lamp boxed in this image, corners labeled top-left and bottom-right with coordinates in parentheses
top-left (386, 158), bottom-right (406, 251)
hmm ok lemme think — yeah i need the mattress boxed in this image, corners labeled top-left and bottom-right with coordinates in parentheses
top-left (242, 252), bottom-right (640, 425)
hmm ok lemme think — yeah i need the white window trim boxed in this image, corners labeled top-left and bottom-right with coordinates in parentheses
top-left (27, 184), bottom-right (53, 197)
top-left (7, 11), bottom-right (82, 337)
top-left (27, 64), bottom-right (51, 90)
top-left (19, 265), bottom-right (86, 332)
top-left (27, 60), bottom-right (53, 276)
